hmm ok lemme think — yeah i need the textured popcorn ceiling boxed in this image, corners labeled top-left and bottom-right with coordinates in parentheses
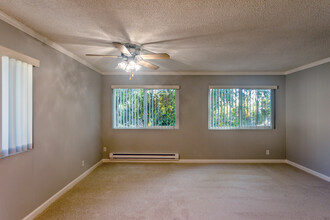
top-left (0, 0), bottom-right (330, 74)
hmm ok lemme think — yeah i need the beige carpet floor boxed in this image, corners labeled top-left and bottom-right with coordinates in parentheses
top-left (35, 163), bottom-right (330, 220)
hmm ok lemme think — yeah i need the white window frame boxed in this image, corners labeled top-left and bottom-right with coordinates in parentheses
top-left (208, 85), bottom-right (277, 130)
top-left (0, 45), bottom-right (39, 158)
top-left (112, 85), bottom-right (180, 130)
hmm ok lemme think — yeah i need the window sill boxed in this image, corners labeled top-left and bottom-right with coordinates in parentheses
top-left (209, 128), bottom-right (274, 131)
top-left (0, 148), bottom-right (33, 160)
top-left (113, 127), bottom-right (179, 130)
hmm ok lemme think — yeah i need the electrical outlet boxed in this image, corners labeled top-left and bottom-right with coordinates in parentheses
top-left (266, 150), bottom-right (270, 155)
top-left (81, 160), bottom-right (85, 167)
top-left (103, 147), bottom-right (107, 152)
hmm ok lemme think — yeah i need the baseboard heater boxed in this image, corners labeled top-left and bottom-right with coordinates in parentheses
top-left (109, 153), bottom-right (179, 161)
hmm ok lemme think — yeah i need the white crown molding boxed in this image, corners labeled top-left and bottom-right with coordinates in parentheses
top-left (284, 57), bottom-right (330, 75)
top-left (23, 160), bottom-right (102, 220)
top-left (1, 10), bottom-right (329, 76)
top-left (102, 71), bottom-right (286, 76)
top-left (0, 10), bottom-right (102, 74)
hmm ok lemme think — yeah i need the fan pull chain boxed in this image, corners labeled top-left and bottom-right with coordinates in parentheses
top-left (129, 71), bottom-right (135, 80)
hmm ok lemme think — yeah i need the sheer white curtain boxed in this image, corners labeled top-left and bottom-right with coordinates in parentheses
top-left (1, 56), bottom-right (33, 157)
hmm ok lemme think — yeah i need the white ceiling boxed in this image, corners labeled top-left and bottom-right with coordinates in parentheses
top-left (0, 0), bottom-right (330, 74)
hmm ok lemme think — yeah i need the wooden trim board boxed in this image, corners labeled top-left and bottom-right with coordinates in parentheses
top-left (0, 45), bottom-right (40, 67)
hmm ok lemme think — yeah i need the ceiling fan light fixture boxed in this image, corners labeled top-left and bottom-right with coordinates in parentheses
top-left (87, 42), bottom-right (169, 79)
top-left (125, 60), bottom-right (139, 72)
top-left (116, 59), bottom-right (141, 79)
top-left (117, 61), bottom-right (128, 70)
top-left (135, 55), bottom-right (143, 63)
top-left (135, 64), bottom-right (141, 71)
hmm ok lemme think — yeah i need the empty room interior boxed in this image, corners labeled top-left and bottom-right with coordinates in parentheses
top-left (0, 1), bottom-right (330, 219)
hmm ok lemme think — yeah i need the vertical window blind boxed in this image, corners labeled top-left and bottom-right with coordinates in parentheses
top-left (209, 86), bottom-right (275, 129)
top-left (112, 86), bottom-right (179, 129)
top-left (1, 56), bottom-right (34, 157)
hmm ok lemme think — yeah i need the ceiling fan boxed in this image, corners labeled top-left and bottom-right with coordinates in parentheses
top-left (86, 42), bottom-right (170, 79)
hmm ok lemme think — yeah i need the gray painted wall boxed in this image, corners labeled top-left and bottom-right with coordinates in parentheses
top-left (102, 75), bottom-right (286, 159)
top-left (0, 21), bottom-right (102, 220)
top-left (286, 63), bottom-right (330, 177)
top-left (8, 10), bottom-right (330, 219)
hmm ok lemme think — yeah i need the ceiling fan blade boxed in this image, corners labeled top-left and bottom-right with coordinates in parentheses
top-left (112, 42), bottom-right (131, 57)
top-left (140, 53), bottom-right (170, 60)
top-left (138, 60), bottom-right (159, 70)
top-left (86, 54), bottom-right (120, 58)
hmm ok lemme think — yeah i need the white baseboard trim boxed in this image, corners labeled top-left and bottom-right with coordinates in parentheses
top-left (23, 160), bottom-right (103, 220)
top-left (104, 159), bottom-right (329, 181)
top-left (102, 159), bottom-right (286, 164)
top-left (286, 160), bottom-right (330, 182)
top-left (23, 158), bottom-right (329, 220)
top-left (178, 159), bottom-right (285, 163)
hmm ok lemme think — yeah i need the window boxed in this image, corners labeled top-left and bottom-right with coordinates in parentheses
top-left (208, 86), bottom-right (276, 130)
top-left (112, 85), bottom-right (179, 129)
top-left (1, 45), bottom-right (39, 158)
